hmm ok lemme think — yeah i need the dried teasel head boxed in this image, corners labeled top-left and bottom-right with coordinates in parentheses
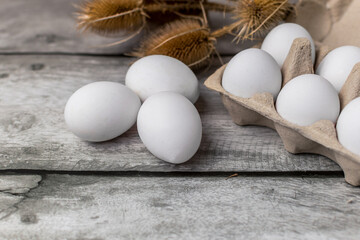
top-left (131, 19), bottom-right (217, 68)
top-left (212, 0), bottom-right (294, 42)
top-left (76, 0), bottom-right (146, 35)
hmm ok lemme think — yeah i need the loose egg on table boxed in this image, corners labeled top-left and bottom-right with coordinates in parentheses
top-left (336, 97), bottom-right (360, 156)
top-left (137, 92), bottom-right (202, 164)
top-left (222, 48), bottom-right (282, 99)
top-left (64, 81), bottom-right (141, 142)
top-left (125, 55), bottom-right (199, 104)
top-left (261, 23), bottom-right (316, 67)
top-left (276, 74), bottom-right (340, 126)
top-left (316, 46), bottom-right (360, 92)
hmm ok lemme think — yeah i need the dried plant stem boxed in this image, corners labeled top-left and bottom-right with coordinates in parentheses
top-left (144, 2), bottom-right (233, 13)
top-left (213, 47), bottom-right (224, 66)
top-left (199, 0), bottom-right (208, 26)
top-left (211, 20), bottom-right (241, 38)
top-left (173, 11), bottom-right (203, 21)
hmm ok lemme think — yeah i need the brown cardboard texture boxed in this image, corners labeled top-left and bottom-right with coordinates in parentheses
top-left (323, 0), bottom-right (360, 48)
top-left (291, 0), bottom-right (358, 48)
top-left (204, 38), bottom-right (360, 186)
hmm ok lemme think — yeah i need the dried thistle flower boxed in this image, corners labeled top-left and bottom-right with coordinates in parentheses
top-left (76, 0), bottom-right (146, 35)
top-left (212, 0), bottom-right (294, 42)
top-left (132, 19), bottom-right (217, 68)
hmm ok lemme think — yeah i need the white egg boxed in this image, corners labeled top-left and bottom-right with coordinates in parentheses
top-left (222, 48), bottom-right (282, 99)
top-left (137, 92), bottom-right (202, 164)
top-left (261, 23), bottom-right (316, 67)
top-left (276, 74), bottom-right (340, 126)
top-left (316, 46), bottom-right (360, 92)
top-left (64, 81), bottom-right (141, 142)
top-left (336, 97), bottom-right (360, 156)
top-left (125, 55), bottom-right (199, 104)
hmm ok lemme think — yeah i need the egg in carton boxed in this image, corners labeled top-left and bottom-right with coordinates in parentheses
top-left (204, 38), bottom-right (360, 186)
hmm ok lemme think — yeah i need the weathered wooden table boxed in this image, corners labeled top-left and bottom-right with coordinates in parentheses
top-left (1, 0), bottom-right (359, 239)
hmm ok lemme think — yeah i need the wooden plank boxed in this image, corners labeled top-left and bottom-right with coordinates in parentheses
top-left (0, 174), bottom-right (42, 220)
top-left (0, 0), bottom-right (246, 55)
top-left (0, 55), bottom-right (340, 172)
top-left (0, 174), bottom-right (359, 239)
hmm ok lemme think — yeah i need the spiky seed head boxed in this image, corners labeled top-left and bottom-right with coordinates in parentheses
top-left (77, 0), bottom-right (145, 35)
top-left (235, 0), bottom-right (294, 40)
top-left (132, 19), bottom-right (216, 68)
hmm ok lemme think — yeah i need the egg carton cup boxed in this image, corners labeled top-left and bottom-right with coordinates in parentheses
top-left (204, 38), bottom-right (360, 186)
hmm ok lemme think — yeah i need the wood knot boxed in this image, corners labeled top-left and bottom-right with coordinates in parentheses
top-left (0, 73), bottom-right (9, 78)
top-left (1, 112), bottom-right (36, 133)
top-left (21, 214), bottom-right (38, 224)
top-left (30, 63), bottom-right (45, 71)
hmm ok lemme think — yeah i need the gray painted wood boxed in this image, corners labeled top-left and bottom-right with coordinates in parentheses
top-left (0, 174), bottom-right (359, 240)
top-left (0, 55), bottom-right (339, 172)
top-left (0, 174), bottom-right (42, 220)
top-left (0, 175), bottom-right (42, 194)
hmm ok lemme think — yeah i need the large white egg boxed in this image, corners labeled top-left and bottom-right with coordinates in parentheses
top-left (336, 97), bottom-right (360, 156)
top-left (261, 23), bottom-right (316, 67)
top-left (222, 48), bottom-right (282, 99)
top-left (276, 74), bottom-right (340, 126)
top-left (64, 81), bottom-right (141, 142)
top-left (125, 55), bottom-right (199, 104)
top-left (137, 92), bottom-right (202, 164)
top-left (316, 46), bottom-right (360, 92)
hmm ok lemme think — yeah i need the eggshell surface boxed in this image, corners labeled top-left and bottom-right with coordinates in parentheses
top-left (222, 48), bottom-right (282, 99)
top-left (336, 97), bottom-right (360, 156)
top-left (261, 23), bottom-right (316, 67)
top-left (64, 81), bottom-right (141, 142)
top-left (137, 92), bottom-right (202, 164)
top-left (125, 55), bottom-right (199, 103)
top-left (316, 46), bottom-right (360, 92)
top-left (276, 74), bottom-right (340, 126)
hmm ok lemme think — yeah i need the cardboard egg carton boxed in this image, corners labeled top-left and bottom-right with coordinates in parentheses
top-left (204, 38), bottom-right (360, 186)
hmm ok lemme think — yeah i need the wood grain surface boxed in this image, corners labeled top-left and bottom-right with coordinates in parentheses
top-left (0, 55), bottom-right (340, 172)
top-left (0, 173), bottom-right (359, 240)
